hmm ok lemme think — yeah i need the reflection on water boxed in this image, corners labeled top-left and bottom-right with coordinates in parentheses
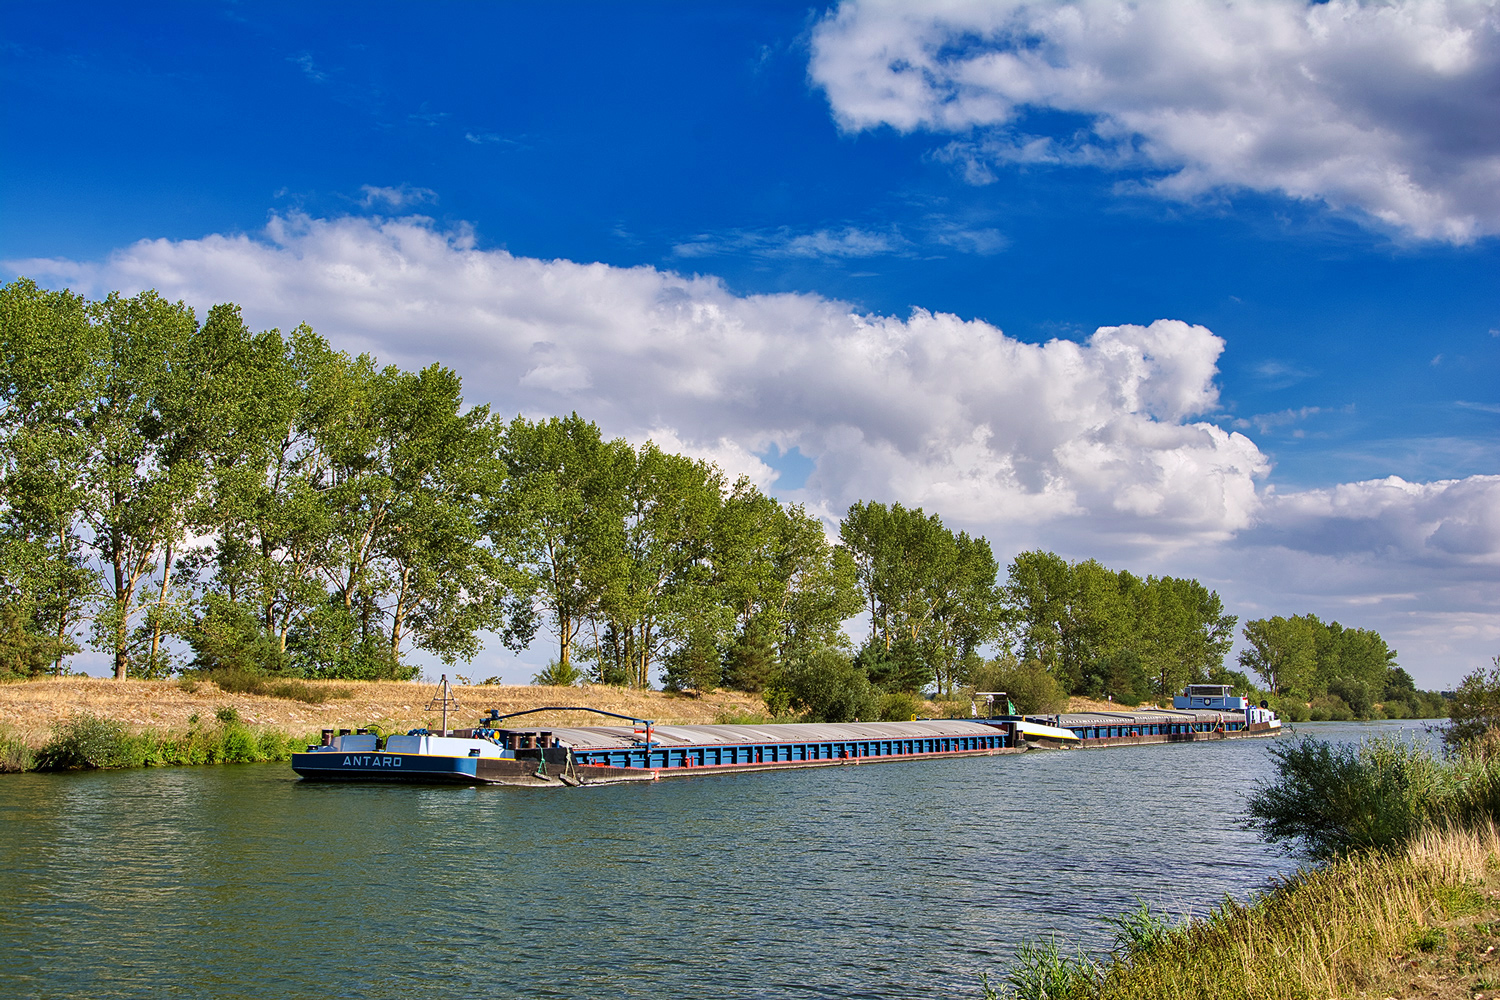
top-left (0, 720), bottom-right (1427, 999)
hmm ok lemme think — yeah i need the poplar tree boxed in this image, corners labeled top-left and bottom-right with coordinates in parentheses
top-left (494, 413), bottom-right (632, 674)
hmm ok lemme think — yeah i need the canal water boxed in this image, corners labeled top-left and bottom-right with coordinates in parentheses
top-left (0, 720), bottom-right (1428, 999)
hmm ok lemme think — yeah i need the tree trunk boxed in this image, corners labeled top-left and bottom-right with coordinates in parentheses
top-left (148, 538), bottom-right (174, 673)
top-left (113, 526), bottom-right (130, 680)
top-left (390, 565), bottom-right (411, 657)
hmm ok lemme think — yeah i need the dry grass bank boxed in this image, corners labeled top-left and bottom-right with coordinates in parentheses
top-left (0, 677), bottom-right (765, 748)
top-left (997, 823), bottom-right (1500, 1000)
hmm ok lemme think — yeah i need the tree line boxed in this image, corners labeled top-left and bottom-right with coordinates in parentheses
top-left (0, 279), bottom-right (1441, 722)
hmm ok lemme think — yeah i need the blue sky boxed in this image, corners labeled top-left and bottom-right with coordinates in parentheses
top-left (4, 1), bottom-right (1498, 686)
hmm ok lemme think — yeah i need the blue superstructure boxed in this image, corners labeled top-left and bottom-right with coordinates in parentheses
top-left (1172, 684), bottom-right (1249, 711)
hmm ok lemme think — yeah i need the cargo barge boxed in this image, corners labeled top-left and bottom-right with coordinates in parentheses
top-left (291, 681), bottom-right (1277, 786)
top-left (291, 709), bottom-right (1021, 786)
top-left (972, 684), bottom-right (1281, 749)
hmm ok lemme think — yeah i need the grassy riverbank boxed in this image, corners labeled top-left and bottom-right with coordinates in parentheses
top-left (986, 728), bottom-right (1500, 999)
top-left (0, 676), bottom-right (768, 772)
top-left (987, 824), bottom-right (1500, 999)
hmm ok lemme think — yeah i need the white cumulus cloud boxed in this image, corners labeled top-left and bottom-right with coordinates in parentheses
top-left (10, 211), bottom-right (1500, 683)
top-left (810, 0), bottom-right (1500, 242)
top-left (10, 212), bottom-right (1266, 546)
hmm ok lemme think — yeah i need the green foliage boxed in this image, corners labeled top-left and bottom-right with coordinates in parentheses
top-left (1002, 550), bottom-right (1235, 700)
top-left (967, 654), bottom-right (1068, 714)
top-left (1238, 614), bottom-right (1319, 696)
top-left (855, 635), bottom-right (932, 694)
top-left (1268, 693), bottom-right (1310, 722)
top-left (0, 597), bottom-right (75, 679)
top-left (998, 935), bottom-right (1098, 1000)
top-left (662, 624), bottom-right (722, 694)
top-left (762, 683), bottom-right (793, 718)
top-left (36, 712), bottom-right (137, 769)
top-left (1247, 734), bottom-right (1447, 859)
top-left (1104, 901), bottom-right (1179, 961)
top-left (0, 725), bottom-right (35, 772)
top-left (187, 592), bottom-right (290, 674)
top-left (780, 647), bottom-right (878, 723)
top-left (1081, 648), bottom-right (1151, 705)
top-left (531, 659), bottom-right (583, 686)
top-left (1446, 659), bottom-right (1500, 755)
top-left (875, 690), bottom-right (923, 721)
top-left (840, 501), bottom-right (1004, 696)
top-left (1239, 613), bottom-right (1412, 720)
top-left (722, 623), bottom-right (778, 693)
top-left (1308, 692), bottom-right (1355, 721)
top-left (32, 710), bottom-right (311, 770)
top-left (287, 603), bottom-right (418, 680)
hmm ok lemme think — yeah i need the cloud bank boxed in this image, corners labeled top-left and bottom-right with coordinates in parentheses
top-left (810, 0), bottom-right (1500, 242)
top-left (11, 212), bottom-right (1498, 682)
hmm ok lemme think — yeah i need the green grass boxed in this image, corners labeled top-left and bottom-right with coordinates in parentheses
top-left (0, 724), bottom-right (34, 772)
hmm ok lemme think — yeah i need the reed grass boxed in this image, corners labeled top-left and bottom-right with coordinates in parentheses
top-left (0, 724), bottom-right (34, 772)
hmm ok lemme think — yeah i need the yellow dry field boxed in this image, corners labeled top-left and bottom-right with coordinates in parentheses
top-left (0, 677), bottom-right (766, 748)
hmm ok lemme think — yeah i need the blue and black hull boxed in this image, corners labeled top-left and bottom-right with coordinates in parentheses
top-left (290, 750), bottom-right (653, 786)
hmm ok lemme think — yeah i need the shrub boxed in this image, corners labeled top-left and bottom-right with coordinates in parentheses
top-left (853, 636), bottom-right (932, 694)
top-left (24, 710), bottom-right (313, 771)
top-left (1247, 733), bottom-right (1446, 859)
top-left (781, 647), bottom-right (879, 723)
top-left (1329, 676), bottom-right (1377, 718)
top-left (1308, 693), bottom-right (1355, 721)
top-left (967, 655), bottom-right (1068, 714)
top-left (762, 683), bottom-right (792, 719)
top-left (1269, 694), bottom-right (1310, 722)
top-left (532, 659), bottom-right (583, 687)
top-left (876, 690), bottom-right (922, 721)
top-left (187, 592), bottom-right (291, 675)
top-left (286, 602), bottom-right (418, 680)
top-left (35, 713), bottom-right (140, 770)
top-left (722, 627), bottom-right (777, 693)
top-left (0, 598), bottom-right (76, 680)
top-left (1445, 659), bottom-right (1500, 755)
top-left (269, 678), bottom-right (347, 703)
top-left (661, 626), bottom-right (722, 694)
top-left (714, 707), bottom-right (774, 725)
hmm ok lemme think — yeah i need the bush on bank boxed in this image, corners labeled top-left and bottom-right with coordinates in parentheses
top-left (30, 711), bottom-right (310, 771)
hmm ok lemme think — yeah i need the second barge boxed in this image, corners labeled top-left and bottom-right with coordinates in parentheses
top-left (974, 684), bottom-right (1282, 749)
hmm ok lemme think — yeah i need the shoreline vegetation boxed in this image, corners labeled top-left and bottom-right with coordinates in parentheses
top-left (0, 675), bottom-right (767, 773)
top-left (985, 822), bottom-right (1500, 1000)
top-left (983, 670), bottom-right (1500, 999)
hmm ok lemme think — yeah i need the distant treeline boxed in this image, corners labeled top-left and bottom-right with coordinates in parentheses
top-left (0, 280), bottom-right (1444, 721)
